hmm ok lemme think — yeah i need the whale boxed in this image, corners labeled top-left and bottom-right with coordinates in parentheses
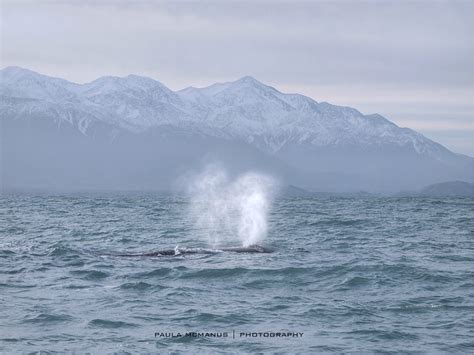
top-left (106, 244), bottom-right (273, 257)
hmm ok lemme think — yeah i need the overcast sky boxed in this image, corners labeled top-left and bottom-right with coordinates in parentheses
top-left (2, 0), bottom-right (473, 156)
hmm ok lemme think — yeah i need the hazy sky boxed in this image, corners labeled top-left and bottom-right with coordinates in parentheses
top-left (2, 0), bottom-right (474, 156)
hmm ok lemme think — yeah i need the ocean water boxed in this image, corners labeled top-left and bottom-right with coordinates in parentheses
top-left (1, 195), bottom-right (473, 353)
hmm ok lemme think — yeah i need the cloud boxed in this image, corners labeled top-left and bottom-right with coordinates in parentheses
top-left (3, 1), bottom-right (473, 86)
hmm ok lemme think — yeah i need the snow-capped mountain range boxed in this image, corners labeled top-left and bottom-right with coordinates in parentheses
top-left (0, 66), bottom-right (448, 155)
top-left (1, 66), bottom-right (473, 192)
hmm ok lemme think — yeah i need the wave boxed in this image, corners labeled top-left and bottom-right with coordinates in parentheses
top-left (88, 319), bottom-right (138, 329)
top-left (23, 313), bottom-right (73, 325)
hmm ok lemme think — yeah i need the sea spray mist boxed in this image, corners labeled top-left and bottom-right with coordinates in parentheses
top-left (188, 164), bottom-right (276, 248)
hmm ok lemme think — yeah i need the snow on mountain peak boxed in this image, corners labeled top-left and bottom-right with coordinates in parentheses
top-left (235, 75), bottom-right (263, 85)
top-left (1, 66), bottom-right (37, 81)
top-left (78, 74), bottom-right (168, 96)
top-left (0, 67), bottom-right (450, 158)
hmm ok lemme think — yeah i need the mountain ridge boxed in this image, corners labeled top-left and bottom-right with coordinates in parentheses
top-left (1, 66), bottom-right (473, 192)
top-left (0, 66), bottom-right (466, 157)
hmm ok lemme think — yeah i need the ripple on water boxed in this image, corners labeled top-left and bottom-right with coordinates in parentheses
top-left (332, 276), bottom-right (371, 291)
top-left (126, 267), bottom-right (178, 282)
top-left (49, 245), bottom-right (79, 257)
top-left (69, 270), bottom-right (110, 280)
top-left (0, 267), bottom-right (27, 275)
top-left (349, 328), bottom-right (419, 341)
top-left (23, 313), bottom-right (73, 325)
top-left (0, 250), bottom-right (16, 258)
top-left (180, 266), bottom-right (313, 280)
top-left (88, 319), bottom-right (138, 329)
top-left (119, 281), bottom-right (154, 291)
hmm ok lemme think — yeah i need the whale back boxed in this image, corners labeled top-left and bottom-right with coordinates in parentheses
top-left (108, 244), bottom-right (273, 257)
top-left (220, 245), bottom-right (274, 253)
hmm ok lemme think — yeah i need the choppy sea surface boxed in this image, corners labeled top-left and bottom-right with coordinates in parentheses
top-left (1, 195), bottom-right (473, 353)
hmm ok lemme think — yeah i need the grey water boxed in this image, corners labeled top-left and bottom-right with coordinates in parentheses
top-left (1, 195), bottom-right (473, 353)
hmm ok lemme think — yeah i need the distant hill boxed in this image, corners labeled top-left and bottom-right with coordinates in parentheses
top-left (418, 181), bottom-right (474, 197)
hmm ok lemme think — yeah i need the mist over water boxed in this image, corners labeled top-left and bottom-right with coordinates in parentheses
top-left (188, 165), bottom-right (275, 248)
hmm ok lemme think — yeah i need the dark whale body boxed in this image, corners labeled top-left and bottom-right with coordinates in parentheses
top-left (111, 244), bottom-right (273, 257)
